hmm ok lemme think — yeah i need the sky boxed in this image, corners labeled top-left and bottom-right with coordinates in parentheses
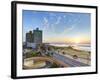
top-left (22, 10), bottom-right (91, 44)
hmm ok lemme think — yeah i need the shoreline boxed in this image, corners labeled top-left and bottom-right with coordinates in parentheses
top-left (48, 43), bottom-right (91, 52)
top-left (48, 45), bottom-right (91, 65)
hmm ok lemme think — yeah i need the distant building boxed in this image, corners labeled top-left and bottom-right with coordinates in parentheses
top-left (25, 28), bottom-right (42, 48)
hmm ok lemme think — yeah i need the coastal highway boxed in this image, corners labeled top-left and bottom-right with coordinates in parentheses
top-left (52, 52), bottom-right (89, 67)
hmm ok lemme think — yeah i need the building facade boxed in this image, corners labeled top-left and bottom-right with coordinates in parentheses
top-left (26, 31), bottom-right (33, 43)
top-left (33, 28), bottom-right (42, 44)
top-left (25, 28), bottom-right (42, 48)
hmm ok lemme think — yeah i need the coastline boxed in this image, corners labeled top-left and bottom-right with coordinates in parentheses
top-left (48, 45), bottom-right (91, 65)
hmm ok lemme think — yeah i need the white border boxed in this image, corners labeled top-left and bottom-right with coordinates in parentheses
top-left (17, 3), bottom-right (96, 77)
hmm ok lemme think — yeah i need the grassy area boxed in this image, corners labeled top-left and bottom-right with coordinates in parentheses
top-left (25, 51), bottom-right (41, 58)
top-left (64, 48), bottom-right (90, 59)
top-left (50, 45), bottom-right (90, 59)
top-left (50, 63), bottom-right (59, 68)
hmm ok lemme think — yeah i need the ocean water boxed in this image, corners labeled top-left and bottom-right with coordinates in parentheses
top-left (49, 43), bottom-right (91, 51)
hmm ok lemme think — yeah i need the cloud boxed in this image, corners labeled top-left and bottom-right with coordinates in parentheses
top-left (67, 25), bottom-right (75, 31)
top-left (55, 16), bottom-right (62, 25)
top-left (44, 17), bottom-right (48, 23)
top-left (42, 16), bottom-right (61, 33)
top-left (42, 17), bottom-right (50, 31)
top-left (48, 16), bottom-right (62, 33)
top-left (62, 25), bottom-right (76, 34)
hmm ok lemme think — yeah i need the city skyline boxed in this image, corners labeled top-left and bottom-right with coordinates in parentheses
top-left (23, 10), bottom-right (91, 44)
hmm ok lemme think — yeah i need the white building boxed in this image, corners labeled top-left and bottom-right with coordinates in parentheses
top-left (26, 42), bottom-right (36, 49)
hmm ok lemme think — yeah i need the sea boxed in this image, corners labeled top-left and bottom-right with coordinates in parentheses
top-left (48, 43), bottom-right (91, 52)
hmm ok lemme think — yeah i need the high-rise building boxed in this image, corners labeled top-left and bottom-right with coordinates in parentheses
top-left (33, 28), bottom-right (42, 44)
top-left (26, 31), bottom-right (34, 43)
top-left (26, 28), bottom-right (42, 48)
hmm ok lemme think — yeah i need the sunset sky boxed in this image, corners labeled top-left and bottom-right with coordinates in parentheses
top-left (23, 10), bottom-right (91, 44)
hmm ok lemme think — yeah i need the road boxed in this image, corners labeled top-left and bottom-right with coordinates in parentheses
top-left (24, 52), bottom-right (89, 68)
top-left (52, 52), bottom-right (89, 67)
